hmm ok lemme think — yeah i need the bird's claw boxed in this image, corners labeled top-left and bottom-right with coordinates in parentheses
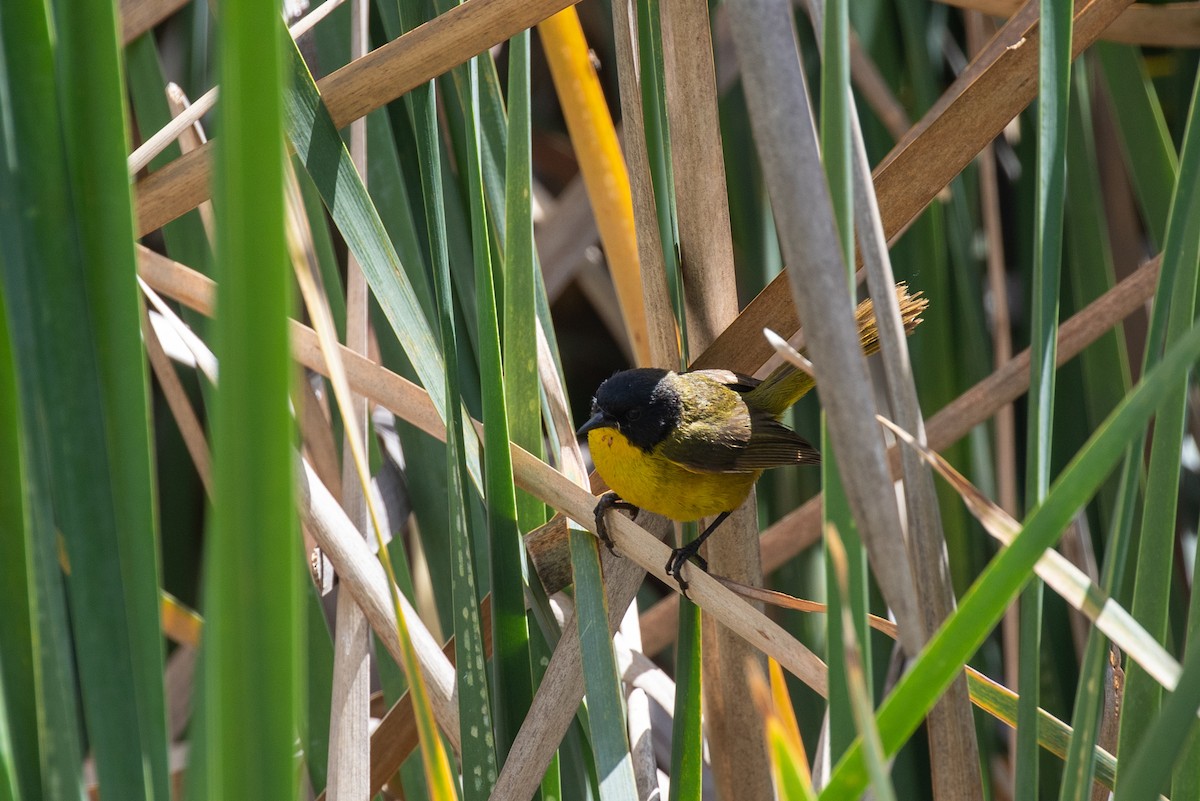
top-left (593, 492), bottom-right (638, 557)
top-left (665, 543), bottom-right (709, 599)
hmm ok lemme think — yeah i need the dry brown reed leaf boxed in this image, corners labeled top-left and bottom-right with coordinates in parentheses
top-left (120, 0), bottom-right (189, 44)
top-left (938, 0), bottom-right (1200, 48)
top-left (140, 303), bottom-right (212, 494)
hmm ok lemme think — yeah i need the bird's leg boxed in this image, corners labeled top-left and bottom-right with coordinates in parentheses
top-left (593, 491), bottom-right (639, 556)
top-left (666, 511), bottom-right (731, 597)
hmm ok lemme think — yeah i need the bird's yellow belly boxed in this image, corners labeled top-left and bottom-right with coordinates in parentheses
top-left (588, 428), bottom-right (758, 521)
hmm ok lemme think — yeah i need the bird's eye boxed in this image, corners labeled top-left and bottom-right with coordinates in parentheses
top-left (626, 408), bottom-right (641, 422)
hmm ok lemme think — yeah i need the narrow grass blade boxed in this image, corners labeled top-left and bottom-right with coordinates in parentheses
top-left (1114, 636), bottom-right (1200, 801)
top-left (1173, 524), bottom-right (1200, 799)
top-left (569, 530), bottom-right (639, 800)
top-left (1065, 62), bottom-right (1133, 526)
top-left (1096, 43), bottom-right (1177, 250)
top-left (1019, 0), bottom-right (1072, 793)
top-left (827, 527), bottom-right (895, 801)
top-left (1117, 64), bottom-right (1200, 779)
top-left (0, 306), bottom-right (22, 801)
top-left (1057, 61), bottom-right (1136, 801)
top-left (878, 417), bottom-right (1182, 694)
top-left (725, 580), bottom-right (1124, 791)
top-left (822, 438), bottom-right (864, 762)
top-left (821, 310), bottom-right (1200, 800)
top-left (283, 37), bottom-right (449, 424)
top-left (668, 582), bottom-right (704, 801)
top-left (820, 0), bottom-right (852, 262)
top-left (205, 6), bottom-right (299, 801)
top-left (635, 0), bottom-right (682, 335)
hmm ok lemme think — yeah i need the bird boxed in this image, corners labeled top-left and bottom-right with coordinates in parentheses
top-left (577, 284), bottom-right (927, 594)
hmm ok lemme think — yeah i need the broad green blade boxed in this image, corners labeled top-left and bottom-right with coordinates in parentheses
top-left (456, 49), bottom-right (502, 800)
top-left (496, 27), bottom-right (540, 768)
top-left (0, 292), bottom-right (25, 801)
top-left (2, 0), bottom-right (170, 795)
top-left (392, 4), bottom-right (481, 796)
top-left (0, 282), bottom-right (75, 801)
top-left (203, 7), bottom-right (301, 800)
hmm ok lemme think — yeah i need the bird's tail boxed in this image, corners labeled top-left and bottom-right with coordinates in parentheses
top-left (744, 283), bottom-right (928, 417)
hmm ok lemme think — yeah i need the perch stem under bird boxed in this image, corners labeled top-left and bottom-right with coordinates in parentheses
top-left (577, 283), bottom-right (928, 595)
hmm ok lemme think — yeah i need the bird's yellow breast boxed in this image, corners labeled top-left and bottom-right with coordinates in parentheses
top-left (588, 427), bottom-right (758, 522)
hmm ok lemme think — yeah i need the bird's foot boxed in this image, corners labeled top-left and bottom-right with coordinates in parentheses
top-left (664, 511), bottom-right (729, 598)
top-left (665, 542), bottom-right (709, 598)
top-left (593, 492), bottom-right (639, 556)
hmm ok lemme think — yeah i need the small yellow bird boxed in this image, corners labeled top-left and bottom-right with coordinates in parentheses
top-left (578, 286), bottom-right (926, 593)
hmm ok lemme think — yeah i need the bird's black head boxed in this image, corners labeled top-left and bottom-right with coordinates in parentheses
top-left (577, 368), bottom-right (682, 451)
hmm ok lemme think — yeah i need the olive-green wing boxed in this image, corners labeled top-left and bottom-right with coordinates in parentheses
top-left (733, 413), bottom-right (821, 469)
top-left (655, 376), bottom-right (757, 473)
top-left (656, 393), bottom-right (819, 473)
top-left (656, 409), bottom-right (753, 473)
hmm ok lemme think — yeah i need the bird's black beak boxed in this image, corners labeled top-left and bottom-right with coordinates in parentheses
top-left (577, 410), bottom-right (615, 437)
